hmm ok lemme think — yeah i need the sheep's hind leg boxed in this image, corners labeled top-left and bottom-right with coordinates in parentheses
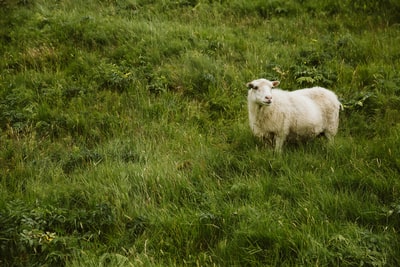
top-left (323, 131), bottom-right (336, 149)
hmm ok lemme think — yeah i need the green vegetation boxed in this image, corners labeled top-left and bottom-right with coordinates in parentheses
top-left (1, 0), bottom-right (400, 265)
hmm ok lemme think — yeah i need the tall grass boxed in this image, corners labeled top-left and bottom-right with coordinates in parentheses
top-left (1, 0), bottom-right (400, 266)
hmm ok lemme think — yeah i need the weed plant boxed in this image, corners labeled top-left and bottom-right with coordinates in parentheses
top-left (1, 0), bottom-right (400, 266)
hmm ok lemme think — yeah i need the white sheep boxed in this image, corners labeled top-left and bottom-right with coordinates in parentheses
top-left (247, 78), bottom-right (341, 152)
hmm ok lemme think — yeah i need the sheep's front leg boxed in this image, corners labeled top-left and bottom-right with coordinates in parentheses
top-left (273, 134), bottom-right (286, 153)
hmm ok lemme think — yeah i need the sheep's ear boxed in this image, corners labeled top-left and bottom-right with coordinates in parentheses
top-left (272, 81), bottom-right (280, 87)
top-left (246, 82), bottom-right (254, 89)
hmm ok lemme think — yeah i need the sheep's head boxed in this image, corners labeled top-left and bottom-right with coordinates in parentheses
top-left (247, 79), bottom-right (280, 106)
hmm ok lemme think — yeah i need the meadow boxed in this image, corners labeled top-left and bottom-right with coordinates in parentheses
top-left (1, 0), bottom-right (400, 265)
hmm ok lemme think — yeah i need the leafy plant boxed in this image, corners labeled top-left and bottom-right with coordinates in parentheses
top-left (0, 200), bottom-right (117, 266)
top-left (293, 66), bottom-right (336, 87)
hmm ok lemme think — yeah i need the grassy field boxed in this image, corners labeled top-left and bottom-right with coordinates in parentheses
top-left (1, 0), bottom-right (400, 266)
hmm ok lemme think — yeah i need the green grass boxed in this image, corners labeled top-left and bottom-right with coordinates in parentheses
top-left (1, 0), bottom-right (400, 266)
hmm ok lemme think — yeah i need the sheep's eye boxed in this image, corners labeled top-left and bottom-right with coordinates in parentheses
top-left (253, 86), bottom-right (258, 90)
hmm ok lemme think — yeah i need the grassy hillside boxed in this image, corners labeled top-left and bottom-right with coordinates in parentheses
top-left (1, 0), bottom-right (400, 266)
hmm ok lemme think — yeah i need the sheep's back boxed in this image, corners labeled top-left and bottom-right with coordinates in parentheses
top-left (296, 87), bottom-right (340, 111)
